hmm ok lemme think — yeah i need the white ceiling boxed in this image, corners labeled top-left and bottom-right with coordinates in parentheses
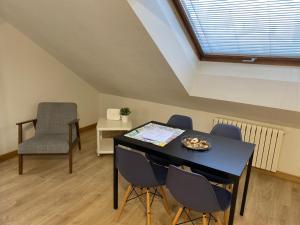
top-left (1, 0), bottom-right (300, 128)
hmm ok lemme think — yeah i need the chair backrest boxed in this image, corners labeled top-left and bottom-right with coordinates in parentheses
top-left (166, 166), bottom-right (222, 212)
top-left (210, 124), bottom-right (242, 140)
top-left (167, 114), bottom-right (193, 130)
top-left (36, 102), bottom-right (77, 135)
top-left (116, 146), bottom-right (160, 187)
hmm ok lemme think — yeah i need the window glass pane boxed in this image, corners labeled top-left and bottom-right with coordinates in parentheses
top-left (178, 0), bottom-right (300, 58)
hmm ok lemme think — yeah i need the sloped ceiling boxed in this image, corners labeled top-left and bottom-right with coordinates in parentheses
top-left (0, 0), bottom-right (189, 103)
top-left (1, 0), bottom-right (300, 128)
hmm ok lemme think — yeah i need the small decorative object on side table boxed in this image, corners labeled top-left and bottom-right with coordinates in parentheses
top-left (107, 108), bottom-right (121, 121)
top-left (120, 107), bottom-right (131, 123)
top-left (96, 118), bottom-right (132, 156)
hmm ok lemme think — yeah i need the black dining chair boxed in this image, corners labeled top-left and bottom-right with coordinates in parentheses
top-left (191, 124), bottom-right (242, 186)
top-left (166, 165), bottom-right (232, 225)
top-left (167, 114), bottom-right (193, 130)
top-left (115, 146), bottom-right (171, 225)
top-left (146, 114), bottom-right (193, 166)
top-left (211, 124), bottom-right (242, 140)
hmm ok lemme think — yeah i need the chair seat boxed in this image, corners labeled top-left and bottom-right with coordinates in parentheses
top-left (213, 185), bottom-right (232, 211)
top-left (191, 168), bottom-right (233, 185)
top-left (18, 134), bottom-right (75, 154)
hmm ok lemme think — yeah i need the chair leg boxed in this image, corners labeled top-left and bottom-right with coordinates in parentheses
top-left (224, 209), bottom-right (229, 225)
top-left (202, 213), bottom-right (209, 225)
top-left (214, 212), bottom-right (223, 225)
top-left (69, 150), bottom-right (72, 174)
top-left (183, 208), bottom-right (190, 223)
top-left (18, 154), bottom-right (23, 175)
top-left (146, 189), bottom-right (152, 225)
top-left (116, 185), bottom-right (132, 221)
top-left (227, 184), bottom-right (233, 192)
top-left (172, 207), bottom-right (184, 225)
top-left (159, 187), bottom-right (171, 216)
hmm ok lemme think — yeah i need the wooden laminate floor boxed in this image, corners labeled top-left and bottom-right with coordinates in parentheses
top-left (0, 129), bottom-right (300, 225)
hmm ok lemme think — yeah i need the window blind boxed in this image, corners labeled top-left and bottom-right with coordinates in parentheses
top-left (177, 0), bottom-right (300, 59)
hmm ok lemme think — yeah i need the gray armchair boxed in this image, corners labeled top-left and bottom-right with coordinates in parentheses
top-left (17, 102), bottom-right (81, 174)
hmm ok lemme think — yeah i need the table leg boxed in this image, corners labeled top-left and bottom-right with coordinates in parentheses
top-left (97, 130), bottom-right (101, 156)
top-left (228, 178), bottom-right (239, 225)
top-left (113, 139), bottom-right (118, 209)
top-left (240, 153), bottom-right (253, 216)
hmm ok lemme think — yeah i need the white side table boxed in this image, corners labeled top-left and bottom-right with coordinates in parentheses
top-left (96, 118), bottom-right (132, 156)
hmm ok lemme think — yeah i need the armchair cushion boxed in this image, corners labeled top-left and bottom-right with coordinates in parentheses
top-left (36, 102), bottom-right (77, 135)
top-left (18, 134), bottom-right (76, 154)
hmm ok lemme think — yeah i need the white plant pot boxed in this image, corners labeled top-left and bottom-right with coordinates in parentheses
top-left (121, 115), bottom-right (128, 123)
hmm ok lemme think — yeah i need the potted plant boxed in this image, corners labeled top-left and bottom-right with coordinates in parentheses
top-left (120, 107), bottom-right (131, 122)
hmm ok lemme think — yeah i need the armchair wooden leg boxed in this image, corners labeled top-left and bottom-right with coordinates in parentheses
top-left (75, 122), bottom-right (81, 150)
top-left (172, 207), bottom-right (184, 225)
top-left (146, 189), bottom-right (152, 225)
top-left (159, 187), bottom-right (171, 216)
top-left (116, 185), bottom-right (132, 221)
top-left (69, 150), bottom-right (72, 174)
top-left (78, 139), bottom-right (81, 150)
top-left (18, 154), bottom-right (23, 175)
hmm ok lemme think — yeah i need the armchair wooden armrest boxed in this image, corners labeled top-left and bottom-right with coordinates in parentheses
top-left (16, 119), bottom-right (37, 126)
top-left (16, 119), bottom-right (37, 144)
top-left (68, 119), bottom-right (81, 150)
top-left (68, 118), bottom-right (80, 126)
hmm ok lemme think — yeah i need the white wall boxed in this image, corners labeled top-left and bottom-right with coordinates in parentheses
top-left (128, 0), bottom-right (197, 92)
top-left (99, 93), bottom-right (300, 177)
top-left (0, 21), bottom-right (99, 155)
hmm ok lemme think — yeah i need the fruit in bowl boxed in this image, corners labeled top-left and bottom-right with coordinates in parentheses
top-left (181, 137), bottom-right (210, 150)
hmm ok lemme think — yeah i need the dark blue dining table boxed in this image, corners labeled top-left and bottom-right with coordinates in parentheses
top-left (113, 121), bottom-right (255, 225)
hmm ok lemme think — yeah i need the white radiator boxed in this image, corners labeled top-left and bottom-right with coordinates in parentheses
top-left (213, 118), bottom-right (284, 172)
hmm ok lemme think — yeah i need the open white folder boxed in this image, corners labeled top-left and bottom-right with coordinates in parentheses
top-left (125, 123), bottom-right (185, 147)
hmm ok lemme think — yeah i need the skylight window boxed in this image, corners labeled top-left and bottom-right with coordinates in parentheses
top-left (173, 0), bottom-right (300, 66)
